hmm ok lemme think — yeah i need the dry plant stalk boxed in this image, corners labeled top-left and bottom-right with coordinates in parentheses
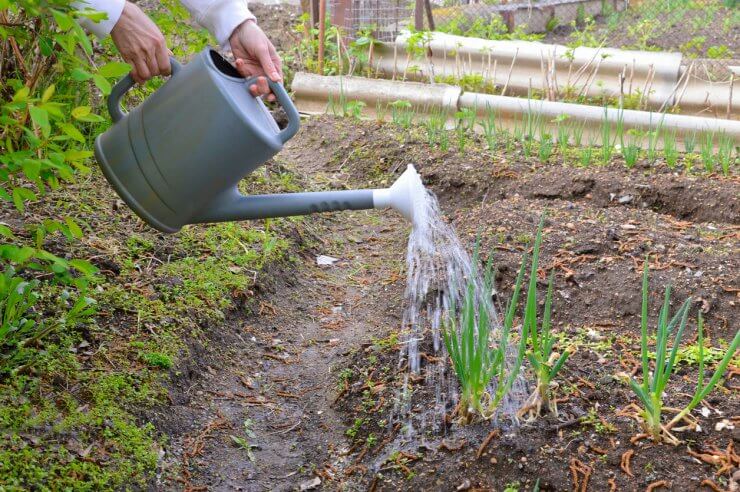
top-left (620, 449), bottom-right (634, 477)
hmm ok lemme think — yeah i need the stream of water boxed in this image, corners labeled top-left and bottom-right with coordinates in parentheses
top-left (388, 165), bottom-right (528, 451)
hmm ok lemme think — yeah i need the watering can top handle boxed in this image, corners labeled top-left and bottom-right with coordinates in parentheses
top-left (245, 77), bottom-right (300, 144)
top-left (107, 57), bottom-right (183, 123)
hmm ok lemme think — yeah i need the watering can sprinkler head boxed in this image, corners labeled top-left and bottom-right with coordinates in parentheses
top-left (372, 165), bottom-right (423, 226)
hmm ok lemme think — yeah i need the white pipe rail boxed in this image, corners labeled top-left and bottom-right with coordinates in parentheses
top-left (292, 73), bottom-right (740, 148)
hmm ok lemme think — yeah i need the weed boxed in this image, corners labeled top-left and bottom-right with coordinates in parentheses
top-left (230, 419), bottom-right (257, 461)
top-left (344, 100), bottom-right (366, 119)
top-left (346, 417), bottom-right (366, 439)
top-left (582, 407), bottom-right (616, 434)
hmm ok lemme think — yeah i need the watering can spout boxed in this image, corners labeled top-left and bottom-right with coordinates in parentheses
top-left (371, 165), bottom-right (423, 226)
top-left (192, 165), bottom-right (423, 226)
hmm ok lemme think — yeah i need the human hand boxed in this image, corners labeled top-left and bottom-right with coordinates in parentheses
top-left (229, 19), bottom-right (283, 102)
top-left (110, 2), bottom-right (170, 84)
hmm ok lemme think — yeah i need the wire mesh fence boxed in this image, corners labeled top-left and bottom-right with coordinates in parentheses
top-left (327, 0), bottom-right (738, 80)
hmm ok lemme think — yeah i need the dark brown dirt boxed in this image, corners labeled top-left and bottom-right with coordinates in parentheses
top-left (156, 114), bottom-right (738, 491)
top-left (135, 7), bottom-right (739, 488)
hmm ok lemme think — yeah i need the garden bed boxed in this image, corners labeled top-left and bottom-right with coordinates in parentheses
top-left (153, 113), bottom-right (738, 490)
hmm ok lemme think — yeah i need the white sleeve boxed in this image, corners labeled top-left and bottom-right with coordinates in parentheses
top-left (72, 0), bottom-right (126, 38)
top-left (179, 0), bottom-right (256, 48)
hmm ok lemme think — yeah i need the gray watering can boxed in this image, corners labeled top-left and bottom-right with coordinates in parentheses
top-left (94, 48), bottom-right (418, 233)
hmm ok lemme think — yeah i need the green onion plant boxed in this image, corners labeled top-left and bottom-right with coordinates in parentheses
top-left (443, 246), bottom-right (528, 421)
top-left (662, 130), bottom-right (678, 168)
top-left (628, 260), bottom-right (740, 444)
top-left (481, 106), bottom-right (497, 151)
top-left (716, 132), bottom-right (735, 175)
top-left (683, 131), bottom-right (696, 154)
top-left (518, 218), bottom-right (569, 419)
top-left (579, 144), bottom-right (594, 167)
top-left (538, 131), bottom-right (553, 163)
top-left (700, 132), bottom-right (715, 172)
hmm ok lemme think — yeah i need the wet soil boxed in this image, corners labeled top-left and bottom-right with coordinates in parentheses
top-left (158, 114), bottom-right (738, 491)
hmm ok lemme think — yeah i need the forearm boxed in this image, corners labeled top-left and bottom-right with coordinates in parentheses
top-left (178, 0), bottom-right (255, 47)
top-left (73, 0), bottom-right (254, 49)
top-left (72, 0), bottom-right (125, 38)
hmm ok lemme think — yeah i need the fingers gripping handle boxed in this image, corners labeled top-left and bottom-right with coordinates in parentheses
top-left (107, 57), bottom-right (182, 123)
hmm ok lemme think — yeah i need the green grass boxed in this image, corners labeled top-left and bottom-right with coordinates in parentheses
top-left (0, 164), bottom-right (299, 488)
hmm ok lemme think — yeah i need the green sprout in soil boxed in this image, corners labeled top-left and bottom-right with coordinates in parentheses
top-left (230, 419), bottom-right (257, 461)
top-left (538, 131), bottom-right (554, 164)
top-left (554, 114), bottom-right (570, 154)
top-left (390, 100), bottom-right (413, 128)
top-left (716, 132), bottom-right (735, 176)
top-left (442, 244), bottom-right (528, 422)
top-left (425, 109), bottom-right (446, 147)
top-left (481, 106), bottom-right (497, 151)
top-left (626, 260), bottom-right (740, 444)
top-left (700, 132), bottom-right (715, 173)
top-left (600, 106), bottom-right (615, 164)
top-left (517, 219), bottom-right (570, 420)
top-left (662, 130), bottom-right (679, 168)
top-left (579, 145), bottom-right (594, 167)
top-left (621, 128), bottom-right (643, 169)
top-left (572, 123), bottom-right (584, 148)
top-left (683, 131), bottom-right (697, 154)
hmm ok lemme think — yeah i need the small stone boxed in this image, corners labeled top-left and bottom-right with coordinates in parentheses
top-left (456, 479), bottom-right (471, 491)
top-left (715, 419), bottom-right (734, 432)
top-left (299, 477), bottom-right (321, 491)
top-left (490, 457), bottom-right (498, 464)
top-left (618, 195), bottom-right (633, 204)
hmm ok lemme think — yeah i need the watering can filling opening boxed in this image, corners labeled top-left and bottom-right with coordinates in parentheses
top-left (209, 50), bottom-right (243, 79)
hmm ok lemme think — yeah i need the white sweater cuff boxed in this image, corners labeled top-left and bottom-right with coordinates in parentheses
top-left (73, 0), bottom-right (125, 39)
top-left (196, 0), bottom-right (256, 48)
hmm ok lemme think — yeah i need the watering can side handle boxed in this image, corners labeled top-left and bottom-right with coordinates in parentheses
top-left (107, 57), bottom-right (183, 123)
top-left (258, 78), bottom-right (300, 144)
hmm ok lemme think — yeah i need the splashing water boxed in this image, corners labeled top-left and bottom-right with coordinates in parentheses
top-left (388, 165), bottom-right (528, 449)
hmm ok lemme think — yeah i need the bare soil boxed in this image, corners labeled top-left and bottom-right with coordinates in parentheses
top-left (142, 5), bottom-right (739, 490)
top-left (154, 114), bottom-right (738, 491)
